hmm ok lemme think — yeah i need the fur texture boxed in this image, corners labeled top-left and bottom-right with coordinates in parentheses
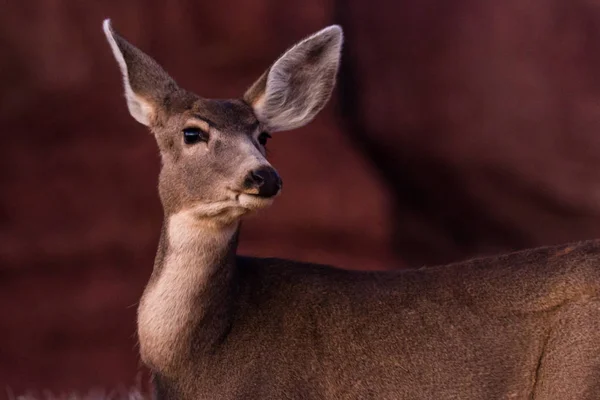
top-left (152, 240), bottom-right (600, 399)
top-left (137, 212), bottom-right (238, 373)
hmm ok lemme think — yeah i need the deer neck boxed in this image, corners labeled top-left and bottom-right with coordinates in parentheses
top-left (137, 210), bottom-right (240, 375)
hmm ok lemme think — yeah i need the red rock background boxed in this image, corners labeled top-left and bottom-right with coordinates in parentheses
top-left (338, 0), bottom-right (600, 266)
top-left (2, 0), bottom-right (600, 395)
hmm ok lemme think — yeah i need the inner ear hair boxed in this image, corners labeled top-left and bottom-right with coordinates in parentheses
top-left (103, 19), bottom-right (178, 127)
top-left (244, 25), bottom-right (344, 133)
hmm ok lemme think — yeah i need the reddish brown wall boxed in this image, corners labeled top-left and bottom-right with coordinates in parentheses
top-left (3, 0), bottom-right (600, 395)
top-left (338, 0), bottom-right (600, 265)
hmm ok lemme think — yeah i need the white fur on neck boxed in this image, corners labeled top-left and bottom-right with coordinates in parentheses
top-left (137, 210), bottom-right (237, 372)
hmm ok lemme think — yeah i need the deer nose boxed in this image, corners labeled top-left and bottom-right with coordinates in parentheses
top-left (244, 166), bottom-right (282, 198)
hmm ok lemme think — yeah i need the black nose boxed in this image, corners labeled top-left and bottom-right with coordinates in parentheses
top-left (244, 166), bottom-right (282, 198)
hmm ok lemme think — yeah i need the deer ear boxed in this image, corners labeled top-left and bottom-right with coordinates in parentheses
top-left (103, 19), bottom-right (178, 126)
top-left (244, 25), bottom-right (343, 132)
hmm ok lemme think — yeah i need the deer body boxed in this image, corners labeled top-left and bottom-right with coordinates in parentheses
top-left (147, 230), bottom-right (600, 400)
top-left (102, 20), bottom-right (600, 399)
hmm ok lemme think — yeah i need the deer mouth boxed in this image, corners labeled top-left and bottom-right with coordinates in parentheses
top-left (237, 192), bottom-right (277, 210)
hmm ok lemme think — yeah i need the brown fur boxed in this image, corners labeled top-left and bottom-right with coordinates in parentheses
top-left (160, 241), bottom-right (600, 399)
top-left (102, 20), bottom-right (600, 399)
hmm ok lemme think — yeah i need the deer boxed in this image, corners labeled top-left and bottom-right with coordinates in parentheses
top-left (102, 19), bottom-right (600, 400)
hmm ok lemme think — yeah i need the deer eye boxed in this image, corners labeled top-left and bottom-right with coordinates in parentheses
top-left (183, 127), bottom-right (209, 145)
top-left (258, 132), bottom-right (272, 146)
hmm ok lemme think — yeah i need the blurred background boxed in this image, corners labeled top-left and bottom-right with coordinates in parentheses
top-left (3, 0), bottom-right (600, 395)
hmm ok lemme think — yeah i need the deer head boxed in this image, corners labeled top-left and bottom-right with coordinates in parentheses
top-left (103, 20), bottom-right (343, 226)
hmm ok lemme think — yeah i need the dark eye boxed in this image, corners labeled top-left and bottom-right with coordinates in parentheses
top-left (258, 132), bottom-right (272, 146)
top-left (183, 127), bottom-right (209, 145)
